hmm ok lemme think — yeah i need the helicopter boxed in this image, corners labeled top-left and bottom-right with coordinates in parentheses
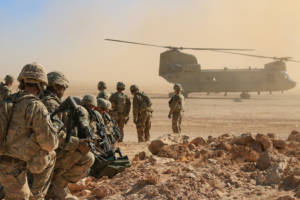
top-left (105, 39), bottom-right (298, 99)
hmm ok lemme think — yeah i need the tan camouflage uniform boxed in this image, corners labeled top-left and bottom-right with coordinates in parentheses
top-left (41, 73), bottom-right (94, 200)
top-left (0, 75), bottom-right (14, 101)
top-left (0, 64), bottom-right (59, 200)
top-left (109, 83), bottom-right (131, 142)
top-left (0, 83), bottom-right (11, 101)
top-left (97, 81), bottom-right (110, 100)
top-left (132, 90), bottom-right (152, 142)
top-left (169, 84), bottom-right (184, 133)
top-left (97, 90), bottom-right (110, 100)
top-left (0, 91), bottom-right (59, 200)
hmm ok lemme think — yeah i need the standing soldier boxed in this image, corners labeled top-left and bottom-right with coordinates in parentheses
top-left (41, 73), bottom-right (94, 200)
top-left (0, 63), bottom-right (59, 200)
top-left (0, 75), bottom-right (14, 101)
top-left (130, 85), bottom-right (153, 142)
top-left (97, 81), bottom-right (110, 100)
top-left (168, 83), bottom-right (184, 133)
top-left (109, 82), bottom-right (131, 142)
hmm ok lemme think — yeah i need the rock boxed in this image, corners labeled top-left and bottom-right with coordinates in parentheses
top-left (231, 145), bottom-right (259, 162)
top-left (138, 151), bottom-right (146, 160)
top-left (256, 151), bottom-right (272, 170)
top-left (251, 141), bottom-right (263, 153)
top-left (277, 196), bottom-right (295, 200)
top-left (293, 168), bottom-right (300, 176)
top-left (145, 173), bottom-right (160, 185)
top-left (264, 160), bottom-right (287, 185)
top-left (288, 130), bottom-right (300, 142)
top-left (92, 185), bottom-right (115, 198)
top-left (267, 133), bottom-right (276, 139)
top-left (232, 133), bottom-right (255, 145)
top-left (148, 140), bottom-right (165, 155)
top-left (188, 143), bottom-right (196, 151)
top-left (280, 175), bottom-right (300, 190)
top-left (190, 137), bottom-right (207, 146)
top-left (295, 185), bottom-right (300, 198)
top-left (216, 141), bottom-right (232, 151)
top-left (256, 172), bottom-right (266, 185)
top-left (255, 134), bottom-right (272, 150)
top-left (157, 133), bottom-right (189, 145)
top-left (273, 140), bottom-right (286, 149)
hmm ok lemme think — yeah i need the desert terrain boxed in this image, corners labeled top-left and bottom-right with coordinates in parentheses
top-left (64, 88), bottom-right (300, 200)
top-left (67, 88), bottom-right (300, 142)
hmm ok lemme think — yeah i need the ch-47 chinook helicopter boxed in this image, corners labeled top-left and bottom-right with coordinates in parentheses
top-left (105, 39), bottom-right (298, 99)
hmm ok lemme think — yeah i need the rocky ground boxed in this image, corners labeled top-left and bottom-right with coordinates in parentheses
top-left (69, 131), bottom-right (300, 200)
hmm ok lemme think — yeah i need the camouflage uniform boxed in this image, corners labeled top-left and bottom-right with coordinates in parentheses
top-left (169, 84), bottom-right (184, 133)
top-left (130, 85), bottom-right (152, 142)
top-left (97, 81), bottom-right (110, 100)
top-left (0, 75), bottom-right (14, 101)
top-left (42, 73), bottom-right (94, 200)
top-left (109, 82), bottom-right (131, 142)
top-left (0, 63), bottom-right (59, 200)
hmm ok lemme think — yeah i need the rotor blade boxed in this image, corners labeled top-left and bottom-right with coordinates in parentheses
top-left (288, 59), bottom-right (300, 63)
top-left (211, 50), bottom-right (274, 59)
top-left (105, 39), bottom-right (254, 51)
top-left (105, 39), bottom-right (170, 49)
top-left (182, 47), bottom-right (253, 51)
top-left (213, 50), bottom-right (300, 63)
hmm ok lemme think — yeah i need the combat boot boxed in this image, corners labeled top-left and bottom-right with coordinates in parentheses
top-left (47, 178), bottom-right (78, 200)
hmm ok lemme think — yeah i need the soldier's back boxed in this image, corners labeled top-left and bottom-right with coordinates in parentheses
top-left (97, 90), bottom-right (110, 100)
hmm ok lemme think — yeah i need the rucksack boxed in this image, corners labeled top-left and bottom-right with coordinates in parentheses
top-left (0, 93), bottom-right (38, 153)
top-left (137, 92), bottom-right (152, 108)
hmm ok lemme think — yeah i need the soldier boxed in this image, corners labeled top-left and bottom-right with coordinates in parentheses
top-left (96, 98), bottom-right (120, 143)
top-left (0, 74), bottom-right (14, 101)
top-left (130, 85), bottom-right (153, 142)
top-left (81, 94), bottom-right (105, 132)
top-left (168, 83), bottom-right (185, 133)
top-left (42, 74), bottom-right (94, 200)
top-left (0, 63), bottom-right (59, 200)
top-left (97, 81), bottom-right (110, 100)
top-left (109, 82), bottom-right (131, 142)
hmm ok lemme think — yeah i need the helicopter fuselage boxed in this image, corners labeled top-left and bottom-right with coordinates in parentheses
top-left (159, 49), bottom-right (296, 97)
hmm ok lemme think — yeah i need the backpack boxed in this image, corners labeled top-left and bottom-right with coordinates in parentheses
top-left (0, 93), bottom-right (38, 153)
top-left (0, 97), bottom-right (14, 150)
top-left (137, 92), bottom-right (152, 108)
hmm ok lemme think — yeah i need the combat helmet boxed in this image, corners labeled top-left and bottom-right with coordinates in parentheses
top-left (98, 81), bottom-right (107, 90)
top-left (97, 98), bottom-right (111, 110)
top-left (81, 94), bottom-right (97, 107)
top-left (18, 63), bottom-right (48, 85)
top-left (47, 71), bottom-right (69, 89)
top-left (4, 75), bottom-right (14, 83)
top-left (173, 83), bottom-right (183, 91)
top-left (116, 82), bottom-right (125, 90)
top-left (130, 84), bottom-right (139, 93)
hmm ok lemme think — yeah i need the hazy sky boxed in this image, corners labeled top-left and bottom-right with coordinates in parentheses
top-left (0, 0), bottom-right (299, 92)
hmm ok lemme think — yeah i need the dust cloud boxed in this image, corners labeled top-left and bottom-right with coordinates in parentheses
top-left (0, 0), bottom-right (299, 94)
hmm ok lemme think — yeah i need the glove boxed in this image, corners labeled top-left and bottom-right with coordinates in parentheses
top-left (133, 118), bottom-right (138, 124)
top-left (168, 114), bottom-right (172, 119)
top-left (77, 139), bottom-right (91, 154)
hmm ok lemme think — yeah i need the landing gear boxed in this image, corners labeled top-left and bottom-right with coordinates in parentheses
top-left (240, 92), bottom-right (250, 99)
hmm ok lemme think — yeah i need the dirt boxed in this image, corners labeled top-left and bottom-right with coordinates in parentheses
top-left (66, 89), bottom-right (300, 199)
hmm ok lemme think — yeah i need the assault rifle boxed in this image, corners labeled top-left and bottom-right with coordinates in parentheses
top-left (51, 96), bottom-right (106, 161)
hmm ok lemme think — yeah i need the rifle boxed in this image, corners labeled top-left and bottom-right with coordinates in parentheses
top-left (51, 96), bottom-right (106, 161)
top-left (102, 112), bottom-right (121, 142)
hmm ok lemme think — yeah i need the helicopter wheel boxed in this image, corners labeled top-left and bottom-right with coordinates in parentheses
top-left (240, 92), bottom-right (250, 99)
